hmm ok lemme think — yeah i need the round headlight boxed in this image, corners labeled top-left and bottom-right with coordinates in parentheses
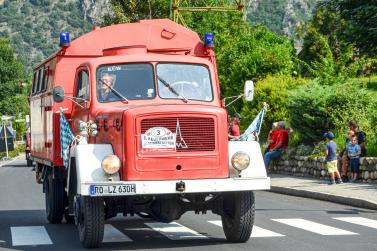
top-left (101, 155), bottom-right (121, 175)
top-left (231, 151), bottom-right (250, 171)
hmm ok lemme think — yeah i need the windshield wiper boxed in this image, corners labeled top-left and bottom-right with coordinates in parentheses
top-left (157, 76), bottom-right (188, 103)
top-left (98, 79), bottom-right (129, 103)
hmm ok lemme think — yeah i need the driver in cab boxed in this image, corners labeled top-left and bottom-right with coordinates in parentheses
top-left (99, 72), bottom-right (118, 102)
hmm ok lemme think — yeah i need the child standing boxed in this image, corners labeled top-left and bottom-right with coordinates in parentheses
top-left (324, 132), bottom-right (343, 185)
top-left (347, 135), bottom-right (361, 182)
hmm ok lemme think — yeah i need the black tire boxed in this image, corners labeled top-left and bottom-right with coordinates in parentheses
top-left (64, 208), bottom-right (75, 224)
top-left (221, 191), bottom-right (255, 242)
top-left (26, 159), bottom-right (33, 167)
top-left (77, 196), bottom-right (105, 248)
top-left (45, 173), bottom-right (64, 224)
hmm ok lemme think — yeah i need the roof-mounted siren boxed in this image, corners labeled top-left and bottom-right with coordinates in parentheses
top-left (60, 32), bottom-right (70, 48)
top-left (204, 32), bottom-right (214, 48)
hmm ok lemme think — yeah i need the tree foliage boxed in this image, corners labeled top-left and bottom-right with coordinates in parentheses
top-left (321, 0), bottom-right (377, 57)
top-left (241, 75), bottom-right (305, 141)
top-left (103, 0), bottom-right (170, 25)
top-left (0, 37), bottom-right (28, 116)
top-left (288, 80), bottom-right (377, 149)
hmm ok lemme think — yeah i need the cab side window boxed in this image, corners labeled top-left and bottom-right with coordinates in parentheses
top-left (37, 68), bottom-right (44, 93)
top-left (41, 66), bottom-right (49, 91)
top-left (31, 71), bottom-right (38, 94)
top-left (76, 70), bottom-right (90, 101)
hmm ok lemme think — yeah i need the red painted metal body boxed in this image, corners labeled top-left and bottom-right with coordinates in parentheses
top-left (30, 19), bottom-right (228, 180)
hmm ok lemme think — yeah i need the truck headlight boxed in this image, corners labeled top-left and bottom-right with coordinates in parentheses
top-left (101, 155), bottom-right (121, 175)
top-left (231, 151), bottom-right (250, 171)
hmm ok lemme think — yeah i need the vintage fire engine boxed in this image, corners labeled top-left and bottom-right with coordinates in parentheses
top-left (29, 19), bottom-right (270, 248)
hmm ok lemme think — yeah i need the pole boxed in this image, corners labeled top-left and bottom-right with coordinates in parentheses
top-left (3, 122), bottom-right (9, 159)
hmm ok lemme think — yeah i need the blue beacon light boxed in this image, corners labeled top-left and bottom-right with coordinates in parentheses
top-left (204, 32), bottom-right (214, 48)
top-left (60, 32), bottom-right (70, 47)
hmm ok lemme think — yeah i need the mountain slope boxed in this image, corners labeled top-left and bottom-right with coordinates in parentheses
top-left (246, 0), bottom-right (318, 36)
top-left (0, 0), bottom-right (111, 69)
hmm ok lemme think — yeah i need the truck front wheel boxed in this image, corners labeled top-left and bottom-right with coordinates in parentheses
top-left (221, 191), bottom-right (255, 242)
top-left (76, 196), bottom-right (104, 248)
top-left (45, 173), bottom-right (64, 224)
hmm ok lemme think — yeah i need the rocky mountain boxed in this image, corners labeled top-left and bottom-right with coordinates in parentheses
top-left (246, 0), bottom-right (318, 36)
top-left (0, 0), bottom-right (317, 70)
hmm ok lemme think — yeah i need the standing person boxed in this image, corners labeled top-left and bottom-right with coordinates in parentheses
top-left (338, 130), bottom-right (354, 182)
top-left (349, 121), bottom-right (366, 157)
top-left (227, 114), bottom-right (232, 135)
top-left (324, 132), bottom-right (343, 185)
top-left (347, 135), bottom-right (361, 182)
top-left (228, 113), bottom-right (241, 140)
top-left (265, 122), bottom-right (279, 153)
top-left (263, 121), bottom-right (288, 169)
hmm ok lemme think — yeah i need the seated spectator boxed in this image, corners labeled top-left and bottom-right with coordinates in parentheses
top-left (263, 121), bottom-right (289, 169)
top-left (265, 122), bottom-right (279, 154)
top-left (338, 130), bottom-right (354, 182)
top-left (349, 121), bottom-right (366, 157)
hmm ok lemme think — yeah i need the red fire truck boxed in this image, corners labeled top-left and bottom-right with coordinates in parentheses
top-left (29, 19), bottom-right (270, 248)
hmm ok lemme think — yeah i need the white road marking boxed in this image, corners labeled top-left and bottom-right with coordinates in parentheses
top-left (272, 218), bottom-right (358, 236)
top-left (11, 226), bottom-right (52, 246)
top-left (333, 217), bottom-right (377, 230)
top-left (208, 220), bottom-right (284, 237)
top-left (103, 224), bottom-right (133, 243)
top-left (144, 222), bottom-right (208, 240)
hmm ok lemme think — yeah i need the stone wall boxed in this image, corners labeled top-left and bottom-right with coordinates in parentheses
top-left (270, 156), bottom-right (377, 182)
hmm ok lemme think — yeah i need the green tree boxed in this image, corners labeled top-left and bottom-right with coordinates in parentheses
top-left (321, 0), bottom-right (377, 57)
top-left (103, 0), bottom-right (170, 25)
top-left (0, 37), bottom-right (28, 116)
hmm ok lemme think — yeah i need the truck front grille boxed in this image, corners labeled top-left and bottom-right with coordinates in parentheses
top-left (140, 117), bottom-right (215, 152)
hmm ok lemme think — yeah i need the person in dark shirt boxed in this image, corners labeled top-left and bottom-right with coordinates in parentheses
top-left (324, 132), bottom-right (342, 185)
top-left (349, 121), bottom-right (366, 157)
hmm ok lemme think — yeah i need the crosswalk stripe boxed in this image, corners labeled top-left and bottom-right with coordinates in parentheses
top-left (333, 217), bottom-right (377, 230)
top-left (272, 218), bottom-right (358, 236)
top-left (103, 224), bottom-right (133, 243)
top-left (11, 226), bottom-right (53, 246)
top-left (144, 222), bottom-right (208, 240)
top-left (208, 220), bottom-right (284, 237)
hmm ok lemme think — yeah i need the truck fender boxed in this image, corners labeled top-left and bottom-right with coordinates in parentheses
top-left (228, 141), bottom-right (267, 178)
top-left (70, 144), bottom-right (120, 195)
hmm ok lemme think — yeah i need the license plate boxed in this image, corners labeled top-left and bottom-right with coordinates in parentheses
top-left (89, 184), bottom-right (136, 196)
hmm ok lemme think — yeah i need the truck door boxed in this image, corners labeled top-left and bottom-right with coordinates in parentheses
top-left (71, 68), bottom-right (90, 135)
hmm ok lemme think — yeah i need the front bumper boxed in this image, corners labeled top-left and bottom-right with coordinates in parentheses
top-left (81, 177), bottom-right (270, 196)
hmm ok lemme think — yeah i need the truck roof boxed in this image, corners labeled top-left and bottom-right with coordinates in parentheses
top-left (35, 19), bottom-right (207, 69)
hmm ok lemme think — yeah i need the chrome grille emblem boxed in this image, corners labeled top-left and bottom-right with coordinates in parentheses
top-left (175, 119), bottom-right (188, 149)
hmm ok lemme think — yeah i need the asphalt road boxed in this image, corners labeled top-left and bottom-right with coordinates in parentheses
top-left (0, 157), bottom-right (376, 251)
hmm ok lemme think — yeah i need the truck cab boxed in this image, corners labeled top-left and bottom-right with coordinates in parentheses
top-left (30, 19), bottom-right (270, 248)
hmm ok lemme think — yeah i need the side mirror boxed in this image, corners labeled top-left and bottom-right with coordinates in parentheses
top-left (244, 80), bottom-right (254, 102)
top-left (52, 86), bottom-right (65, 103)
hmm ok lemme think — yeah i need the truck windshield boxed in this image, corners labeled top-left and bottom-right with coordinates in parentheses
top-left (97, 63), bottom-right (155, 102)
top-left (156, 63), bottom-right (213, 102)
